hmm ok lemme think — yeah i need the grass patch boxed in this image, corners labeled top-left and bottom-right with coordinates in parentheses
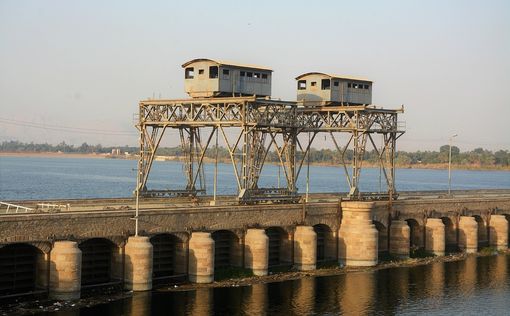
top-left (317, 260), bottom-right (339, 269)
top-left (479, 246), bottom-right (499, 255)
top-left (214, 267), bottom-right (254, 281)
top-left (268, 264), bottom-right (294, 274)
top-left (378, 252), bottom-right (403, 262)
top-left (410, 247), bottom-right (435, 258)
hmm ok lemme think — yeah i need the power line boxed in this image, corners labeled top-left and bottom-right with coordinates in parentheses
top-left (0, 117), bottom-right (138, 136)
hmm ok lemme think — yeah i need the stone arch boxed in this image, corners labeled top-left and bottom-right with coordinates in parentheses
top-left (473, 215), bottom-right (488, 248)
top-left (211, 230), bottom-right (242, 270)
top-left (29, 241), bottom-right (52, 254)
top-left (405, 219), bottom-right (424, 249)
top-left (149, 233), bottom-right (186, 282)
top-left (373, 221), bottom-right (388, 254)
top-left (313, 224), bottom-right (336, 262)
top-left (0, 240), bottom-right (51, 254)
top-left (265, 227), bottom-right (291, 268)
top-left (441, 217), bottom-right (457, 251)
top-left (78, 238), bottom-right (117, 287)
top-left (0, 243), bottom-right (46, 296)
top-left (78, 233), bottom-right (125, 248)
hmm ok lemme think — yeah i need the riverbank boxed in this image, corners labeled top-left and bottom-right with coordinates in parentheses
top-left (2, 250), bottom-right (508, 315)
top-left (160, 249), bottom-right (509, 291)
top-left (2, 151), bottom-right (509, 171)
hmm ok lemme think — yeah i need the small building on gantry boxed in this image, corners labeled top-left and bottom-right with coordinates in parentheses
top-left (296, 72), bottom-right (372, 106)
top-left (182, 58), bottom-right (272, 98)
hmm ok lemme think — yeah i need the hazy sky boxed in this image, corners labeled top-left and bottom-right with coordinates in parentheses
top-left (0, 0), bottom-right (509, 151)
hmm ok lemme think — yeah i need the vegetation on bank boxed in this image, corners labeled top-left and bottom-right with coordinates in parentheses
top-left (1, 140), bottom-right (509, 170)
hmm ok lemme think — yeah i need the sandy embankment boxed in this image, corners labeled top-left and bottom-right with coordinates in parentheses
top-left (1, 151), bottom-right (509, 171)
top-left (0, 152), bottom-right (110, 159)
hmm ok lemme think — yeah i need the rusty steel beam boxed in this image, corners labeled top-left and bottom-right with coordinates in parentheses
top-left (136, 97), bottom-right (404, 203)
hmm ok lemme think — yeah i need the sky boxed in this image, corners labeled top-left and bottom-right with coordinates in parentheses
top-left (0, 0), bottom-right (509, 151)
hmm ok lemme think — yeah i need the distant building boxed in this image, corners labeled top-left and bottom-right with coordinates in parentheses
top-left (182, 58), bottom-right (272, 98)
top-left (296, 72), bottom-right (372, 106)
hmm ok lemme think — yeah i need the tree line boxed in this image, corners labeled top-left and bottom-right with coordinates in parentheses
top-left (1, 140), bottom-right (509, 167)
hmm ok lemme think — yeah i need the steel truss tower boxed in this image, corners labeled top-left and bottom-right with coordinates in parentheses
top-left (136, 97), bottom-right (404, 203)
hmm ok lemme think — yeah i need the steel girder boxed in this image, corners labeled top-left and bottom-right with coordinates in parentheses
top-left (136, 98), bottom-right (404, 202)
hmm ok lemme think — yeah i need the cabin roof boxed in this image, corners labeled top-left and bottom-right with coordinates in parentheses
top-left (182, 58), bottom-right (273, 72)
top-left (295, 72), bottom-right (372, 83)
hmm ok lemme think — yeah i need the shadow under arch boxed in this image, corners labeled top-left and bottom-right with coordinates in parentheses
top-left (441, 217), bottom-right (458, 252)
top-left (78, 238), bottom-right (117, 287)
top-left (0, 243), bottom-right (46, 296)
top-left (472, 215), bottom-right (488, 249)
top-left (405, 219), bottom-right (424, 250)
top-left (211, 230), bottom-right (242, 270)
top-left (265, 227), bottom-right (291, 268)
top-left (313, 224), bottom-right (336, 263)
top-left (373, 221), bottom-right (388, 255)
top-left (149, 233), bottom-right (187, 284)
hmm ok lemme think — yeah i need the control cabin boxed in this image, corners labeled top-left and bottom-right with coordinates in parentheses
top-left (182, 58), bottom-right (272, 98)
top-left (296, 72), bottom-right (372, 106)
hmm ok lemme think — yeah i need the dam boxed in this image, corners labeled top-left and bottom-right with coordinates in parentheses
top-left (1, 190), bottom-right (509, 299)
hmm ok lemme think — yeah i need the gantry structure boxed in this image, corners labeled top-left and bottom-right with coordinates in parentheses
top-left (135, 96), bottom-right (404, 203)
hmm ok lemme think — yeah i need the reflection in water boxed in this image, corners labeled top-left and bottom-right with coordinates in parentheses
top-left (42, 254), bottom-right (510, 315)
top-left (242, 283), bottom-right (267, 316)
top-left (291, 277), bottom-right (315, 315)
top-left (338, 273), bottom-right (375, 315)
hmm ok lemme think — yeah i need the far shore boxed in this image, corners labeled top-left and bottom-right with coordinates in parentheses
top-left (1, 151), bottom-right (509, 171)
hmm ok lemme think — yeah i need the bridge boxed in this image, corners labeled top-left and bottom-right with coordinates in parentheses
top-left (1, 94), bottom-right (507, 300)
top-left (1, 190), bottom-right (509, 299)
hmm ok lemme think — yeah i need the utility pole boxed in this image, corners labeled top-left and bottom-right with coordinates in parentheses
top-left (448, 134), bottom-right (458, 196)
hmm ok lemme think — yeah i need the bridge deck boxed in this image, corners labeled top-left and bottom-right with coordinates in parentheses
top-left (2, 189), bottom-right (510, 215)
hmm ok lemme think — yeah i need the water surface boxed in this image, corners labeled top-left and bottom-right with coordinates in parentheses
top-left (1, 156), bottom-right (509, 200)
top-left (37, 255), bottom-right (510, 315)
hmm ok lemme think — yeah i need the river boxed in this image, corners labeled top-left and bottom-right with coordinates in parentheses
top-left (1, 156), bottom-right (509, 200)
top-left (31, 255), bottom-right (510, 315)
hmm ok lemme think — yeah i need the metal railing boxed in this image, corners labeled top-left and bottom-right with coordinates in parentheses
top-left (36, 203), bottom-right (71, 212)
top-left (0, 202), bottom-right (34, 213)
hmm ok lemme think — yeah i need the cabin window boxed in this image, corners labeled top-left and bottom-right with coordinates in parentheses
top-left (240, 71), bottom-right (245, 77)
top-left (311, 81), bottom-right (316, 87)
top-left (254, 73), bottom-right (260, 78)
top-left (185, 67), bottom-right (194, 79)
top-left (262, 73), bottom-right (268, 80)
top-left (333, 81), bottom-right (339, 87)
top-left (348, 83), bottom-right (352, 88)
top-left (222, 69), bottom-right (230, 79)
top-left (198, 69), bottom-right (204, 75)
top-left (297, 80), bottom-right (306, 90)
top-left (364, 84), bottom-right (369, 89)
top-left (247, 72), bottom-right (253, 78)
top-left (209, 66), bottom-right (218, 78)
top-left (321, 79), bottom-right (331, 90)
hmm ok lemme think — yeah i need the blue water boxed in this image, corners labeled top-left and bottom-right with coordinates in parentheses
top-left (0, 156), bottom-right (509, 200)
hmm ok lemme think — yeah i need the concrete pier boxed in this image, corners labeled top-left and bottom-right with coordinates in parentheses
top-left (389, 220), bottom-right (410, 258)
top-left (188, 232), bottom-right (215, 283)
top-left (124, 236), bottom-right (153, 291)
top-left (244, 228), bottom-right (269, 276)
top-left (458, 216), bottom-right (478, 253)
top-left (425, 218), bottom-right (445, 256)
top-left (49, 241), bottom-right (82, 300)
top-left (489, 215), bottom-right (509, 251)
top-left (338, 202), bottom-right (378, 266)
top-left (293, 226), bottom-right (317, 271)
